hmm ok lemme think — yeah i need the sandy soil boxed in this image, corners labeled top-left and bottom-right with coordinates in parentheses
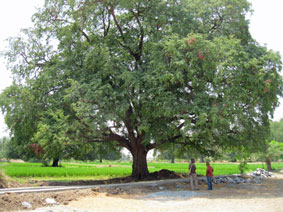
top-left (66, 172), bottom-right (283, 212)
top-left (2, 171), bottom-right (281, 212)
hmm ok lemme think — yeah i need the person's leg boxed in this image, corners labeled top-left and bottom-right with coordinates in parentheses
top-left (190, 175), bottom-right (194, 190)
top-left (210, 177), bottom-right (213, 190)
top-left (207, 177), bottom-right (212, 190)
top-left (206, 176), bottom-right (210, 190)
top-left (193, 174), bottom-right (199, 190)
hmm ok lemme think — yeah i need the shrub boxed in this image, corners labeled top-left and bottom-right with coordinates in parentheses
top-left (239, 161), bottom-right (249, 174)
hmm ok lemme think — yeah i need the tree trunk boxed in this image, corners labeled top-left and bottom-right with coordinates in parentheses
top-left (265, 157), bottom-right (272, 172)
top-left (52, 158), bottom-right (59, 167)
top-left (131, 146), bottom-right (149, 179)
top-left (171, 145), bottom-right (175, 163)
top-left (171, 154), bottom-right (175, 163)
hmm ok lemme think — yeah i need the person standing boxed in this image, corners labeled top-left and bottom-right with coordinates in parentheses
top-left (188, 158), bottom-right (199, 190)
top-left (206, 161), bottom-right (214, 190)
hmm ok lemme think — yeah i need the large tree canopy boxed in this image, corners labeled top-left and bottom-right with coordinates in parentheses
top-left (1, 0), bottom-right (282, 178)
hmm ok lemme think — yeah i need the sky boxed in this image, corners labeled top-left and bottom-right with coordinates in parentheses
top-left (0, 0), bottom-right (283, 138)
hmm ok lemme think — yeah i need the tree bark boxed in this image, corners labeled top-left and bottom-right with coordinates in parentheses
top-left (171, 145), bottom-right (175, 163)
top-left (265, 157), bottom-right (272, 172)
top-left (124, 108), bottom-right (149, 179)
top-left (52, 158), bottom-right (59, 167)
top-left (171, 154), bottom-right (175, 163)
top-left (131, 145), bottom-right (149, 179)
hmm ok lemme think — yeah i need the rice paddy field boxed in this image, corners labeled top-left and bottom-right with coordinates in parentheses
top-left (0, 161), bottom-right (282, 181)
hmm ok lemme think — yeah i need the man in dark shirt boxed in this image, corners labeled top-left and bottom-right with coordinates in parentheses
top-left (189, 158), bottom-right (199, 190)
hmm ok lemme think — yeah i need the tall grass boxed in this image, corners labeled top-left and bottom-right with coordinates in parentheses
top-left (1, 161), bottom-right (282, 181)
top-left (2, 162), bottom-right (131, 178)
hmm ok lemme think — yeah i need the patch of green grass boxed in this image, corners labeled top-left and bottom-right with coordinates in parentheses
top-left (2, 162), bottom-right (131, 178)
top-left (0, 161), bottom-right (282, 181)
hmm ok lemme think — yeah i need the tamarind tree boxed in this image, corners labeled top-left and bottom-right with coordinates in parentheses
top-left (0, 0), bottom-right (282, 178)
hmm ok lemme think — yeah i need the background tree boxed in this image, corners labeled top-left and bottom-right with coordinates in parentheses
top-left (0, 85), bottom-right (41, 161)
top-left (0, 137), bottom-right (23, 160)
top-left (257, 119), bottom-right (283, 171)
top-left (0, 137), bottom-right (8, 159)
top-left (258, 140), bottom-right (283, 171)
top-left (155, 143), bottom-right (177, 163)
top-left (0, 0), bottom-right (282, 179)
top-left (270, 118), bottom-right (283, 142)
top-left (156, 143), bottom-right (209, 163)
top-left (72, 142), bottom-right (122, 162)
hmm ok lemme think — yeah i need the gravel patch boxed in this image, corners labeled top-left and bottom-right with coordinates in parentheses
top-left (145, 190), bottom-right (209, 200)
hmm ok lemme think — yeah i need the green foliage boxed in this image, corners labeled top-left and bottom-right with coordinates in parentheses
top-left (266, 140), bottom-right (283, 160)
top-left (0, 0), bottom-right (282, 177)
top-left (250, 120), bottom-right (283, 169)
top-left (0, 85), bottom-right (41, 160)
top-left (32, 109), bottom-right (69, 161)
top-left (73, 142), bottom-right (122, 162)
top-left (238, 161), bottom-right (248, 174)
top-left (0, 137), bottom-right (22, 159)
top-left (270, 119), bottom-right (283, 142)
top-left (255, 140), bottom-right (283, 163)
top-left (0, 137), bottom-right (8, 158)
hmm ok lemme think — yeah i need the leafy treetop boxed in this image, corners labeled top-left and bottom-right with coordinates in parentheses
top-left (0, 0), bottom-right (282, 178)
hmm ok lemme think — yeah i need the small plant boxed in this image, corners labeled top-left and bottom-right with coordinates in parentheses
top-left (239, 161), bottom-right (248, 174)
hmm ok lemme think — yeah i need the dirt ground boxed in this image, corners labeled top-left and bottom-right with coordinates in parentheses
top-left (65, 171), bottom-right (283, 212)
top-left (1, 170), bottom-right (283, 212)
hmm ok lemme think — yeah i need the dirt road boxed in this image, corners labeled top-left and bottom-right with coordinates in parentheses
top-left (10, 171), bottom-right (283, 212)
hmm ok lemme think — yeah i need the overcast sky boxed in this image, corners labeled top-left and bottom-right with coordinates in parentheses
top-left (0, 0), bottom-right (283, 138)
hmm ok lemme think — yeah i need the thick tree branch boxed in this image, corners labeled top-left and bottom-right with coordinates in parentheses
top-left (79, 28), bottom-right (91, 43)
top-left (146, 143), bottom-right (157, 151)
top-left (123, 106), bottom-right (136, 143)
top-left (109, 5), bottom-right (124, 37)
top-left (102, 8), bottom-right (111, 37)
top-left (109, 5), bottom-right (140, 61)
top-left (104, 132), bottom-right (131, 150)
top-left (75, 115), bottom-right (131, 150)
top-left (130, 5), bottom-right (144, 61)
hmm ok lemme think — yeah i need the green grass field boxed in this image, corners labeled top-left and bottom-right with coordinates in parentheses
top-left (0, 161), bottom-right (282, 181)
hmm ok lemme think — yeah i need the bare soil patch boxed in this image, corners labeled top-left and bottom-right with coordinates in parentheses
top-left (66, 172), bottom-right (283, 212)
top-left (0, 159), bottom-right (25, 163)
top-left (0, 169), bottom-right (185, 211)
top-left (1, 170), bottom-right (282, 212)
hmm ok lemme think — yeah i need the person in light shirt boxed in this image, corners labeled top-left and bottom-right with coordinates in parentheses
top-left (188, 158), bottom-right (199, 190)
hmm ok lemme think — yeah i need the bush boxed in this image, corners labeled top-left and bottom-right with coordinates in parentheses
top-left (239, 161), bottom-right (249, 174)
